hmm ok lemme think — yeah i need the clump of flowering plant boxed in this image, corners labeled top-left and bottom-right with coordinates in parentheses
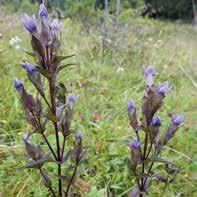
top-left (14, 3), bottom-right (87, 197)
top-left (126, 66), bottom-right (183, 196)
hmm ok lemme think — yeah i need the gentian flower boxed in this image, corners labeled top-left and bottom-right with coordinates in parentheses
top-left (22, 14), bottom-right (37, 34)
top-left (128, 139), bottom-right (141, 170)
top-left (150, 115), bottom-right (161, 141)
top-left (22, 61), bottom-right (36, 76)
top-left (144, 66), bottom-right (155, 86)
top-left (50, 19), bottom-right (60, 36)
top-left (75, 131), bottom-right (82, 141)
top-left (127, 100), bottom-right (139, 131)
top-left (157, 114), bottom-right (183, 152)
top-left (39, 4), bottom-right (48, 23)
top-left (14, 78), bottom-right (24, 93)
top-left (158, 81), bottom-right (170, 97)
top-left (39, 3), bottom-right (52, 46)
top-left (56, 105), bottom-right (65, 119)
top-left (171, 114), bottom-right (183, 127)
top-left (131, 139), bottom-right (140, 149)
top-left (151, 115), bottom-right (161, 127)
top-left (143, 90), bottom-right (149, 98)
top-left (68, 94), bottom-right (77, 109)
top-left (127, 100), bottom-right (135, 115)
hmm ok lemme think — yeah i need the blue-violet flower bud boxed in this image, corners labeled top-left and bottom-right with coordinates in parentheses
top-left (171, 114), bottom-right (183, 127)
top-left (21, 61), bottom-right (36, 75)
top-left (144, 65), bottom-right (155, 86)
top-left (151, 115), bottom-right (161, 127)
top-left (50, 19), bottom-right (60, 36)
top-left (75, 131), bottom-right (82, 141)
top-left (14, 78), bottom-right (24, 92)
top-left (127, 100), bottom-right (139, 131)
top-left (158, 81), bottom-right (170, 97)
top-left (131, 139), bottom-right (141, 150)
top-left (68, 94), bottom-right (77, 109)
top-left (39, 4), bottom-right (48, 21)
top-left (127, 100), bottom-right (135, 115)
top-left (22, 14), bottom-right (37, 34)
top-left (150, 115), bottom-right (161, 141)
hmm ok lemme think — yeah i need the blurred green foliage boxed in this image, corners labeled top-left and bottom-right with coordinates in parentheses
top-left (145, 0), bottom-right (193, 19)
top-left (0, 0), bottom-right (194, 21)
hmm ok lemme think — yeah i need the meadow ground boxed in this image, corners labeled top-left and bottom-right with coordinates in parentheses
top-left (0, 9), bottom-right (196, 197)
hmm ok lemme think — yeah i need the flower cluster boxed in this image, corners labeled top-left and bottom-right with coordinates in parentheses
top-left (14, 3), bottom-right (87, 197)
top-left (126, 66), bottom-right (183, 196)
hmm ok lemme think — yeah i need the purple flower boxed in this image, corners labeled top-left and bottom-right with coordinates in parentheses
top-left (127, 100), bottom-right (139, 131)
top-left (143, 90), bottom-right (149, 98)
top-left (14, 78), bottom-right (23, 92)
top-left (171, 114), bottom-right (183, 126)
top-left (75, 131), bottom-right (82, 141)
top-left (131, 139), bottom-right (140, 149)
top-left (68, 94), bottom-right (77, 109)
top-left (144, 66), bottom-right (155, 86)
top-left (158, 81), bottom-right (170, 97)
top-left (39, 4), bottom-right (49, 29)
top-left (21, 61), bottom-right (36, 75)
top-left (39, 4), bottom-right (48, 21)
top-left (151, 116), bottom-right (161, 127)
top-left (50, 19), bottom-right (60, 36)
top-left (127, 100), bottom-right (135, 115)
top-left (128, 139), bottom-right (141, 170)
top-left (56, 105), bottom-right (65, 119)
top-left (22, 14), bottom-right (37, 34)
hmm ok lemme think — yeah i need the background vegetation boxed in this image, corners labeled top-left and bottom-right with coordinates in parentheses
top-left (0, 0), bottom-right (196, 196)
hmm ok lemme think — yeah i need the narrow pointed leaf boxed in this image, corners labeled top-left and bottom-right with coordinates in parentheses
top-left (149, 156), bottom-right (172, 164)
top-left (56, 63), bottom-right (76, 73)
top-left (24, 50), bottom-right (35, 57)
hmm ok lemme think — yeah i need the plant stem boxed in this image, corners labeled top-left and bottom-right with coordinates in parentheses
top-left (142, 148), bottom-right (157, 188)
top-left (42, 133), bottom-right (57, 160)
top-left (30, 111), bottom-right (57, 160)
top-left (46, 46), bottom-right (62, 197)
top-left (64, 161), bottom-right (78, 197)
top-left (39, 168), bottom-right (56, 197)
top-left (61, 137), bottom-right (66, 159)
top-left (49, 78), bottom-right (62, 197)
top-left (42, 94), bottom-right (53, 112)
top-left (145, 142), bottom-right (153, 160)
top-left (140, 128), bottom-right (149, 190)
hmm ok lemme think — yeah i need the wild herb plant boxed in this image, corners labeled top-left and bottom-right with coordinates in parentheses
top-left (126, 66), bottom-right (183, 196)
top-left (14, 3), bottom-right (87, 197)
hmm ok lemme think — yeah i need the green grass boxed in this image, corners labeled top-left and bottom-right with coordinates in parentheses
top-left (0, 8), bottom-right (196, 197)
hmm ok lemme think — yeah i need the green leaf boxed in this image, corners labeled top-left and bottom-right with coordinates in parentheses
top-left (56, 63), bottom-right (76, 74)
top-left (55, 54), bottom-right (75, 62)
top-left (51, 54), bottom-right (75, 68)
top-left (148, 156), bottom-right (172, 164)
top-left (23, 154), bottom-right (53, 169)
top-left (24, 50), bottom-right (35, 57)
top-left (46, 112), bottom-right (59, 123)
top-left (36, 66), bottom-right (51, 79)
top-left (56, 174), bottom-right (71, 182)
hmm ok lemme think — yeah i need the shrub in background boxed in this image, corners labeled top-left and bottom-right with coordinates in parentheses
top-left (145, 0), bottom-right (193, 19)
top-left (14, 3), bottom-right (87, 197)
top-left (126, 66), bottom-right (183, 196)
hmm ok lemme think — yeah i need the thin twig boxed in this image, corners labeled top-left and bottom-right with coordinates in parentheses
top-left (31, 110), bottom-right (57, 160)
top-left (141, 129), bottom-right (149, 189)
top-left (61, 137), bottom-right (66, 160)
top-left (39, 168), bottom-right (56, 197)
top-left (145, 142), bottom-right (153, 160)
top-left (46, 46), bottom-right (62, 197)
top-left (178, 64), bottom-right (197, 88)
